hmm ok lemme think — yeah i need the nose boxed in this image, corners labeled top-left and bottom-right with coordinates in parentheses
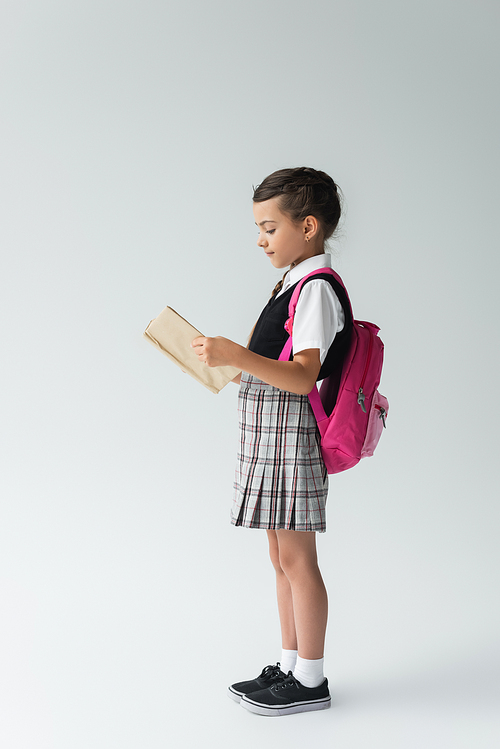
top-left (257, 231), bottom-right (267, 248)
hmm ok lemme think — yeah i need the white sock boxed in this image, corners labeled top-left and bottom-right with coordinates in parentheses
top-left (280, 648), bottom-right (298, 675)
top-left (293, 655), bottom-right (325, 688)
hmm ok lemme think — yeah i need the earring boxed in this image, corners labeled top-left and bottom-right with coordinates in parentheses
top-left (305, 236), bottom-right (310, 242)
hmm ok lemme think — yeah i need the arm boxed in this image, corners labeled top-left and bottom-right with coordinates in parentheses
top-left (191, 336), bottom-right (320, 395)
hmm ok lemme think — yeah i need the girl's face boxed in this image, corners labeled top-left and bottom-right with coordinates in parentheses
top-left (253, 198), bottom-right (321, 269)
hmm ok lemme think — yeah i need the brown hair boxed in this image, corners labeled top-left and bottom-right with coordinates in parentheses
top-left (253, 166), bottom-right (342, 246)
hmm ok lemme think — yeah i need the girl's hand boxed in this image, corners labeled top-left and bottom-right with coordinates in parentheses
top-left (191, 336), bottom-right (237, 368)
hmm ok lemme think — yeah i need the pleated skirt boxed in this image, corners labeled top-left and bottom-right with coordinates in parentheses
top-left (231, 372), bottom-right (328, 533)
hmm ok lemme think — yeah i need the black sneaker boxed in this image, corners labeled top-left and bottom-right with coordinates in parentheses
top-left (240, 671), bottom-right (331, 716)
top-left (227, 663), bottom-right (287, 703)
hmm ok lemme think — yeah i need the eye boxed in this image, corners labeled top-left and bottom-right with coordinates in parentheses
top-left (266, 229), bottom-right (276, 235)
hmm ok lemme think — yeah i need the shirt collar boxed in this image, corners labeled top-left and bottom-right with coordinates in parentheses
top-left (281, 253), bottom-right (333, 294)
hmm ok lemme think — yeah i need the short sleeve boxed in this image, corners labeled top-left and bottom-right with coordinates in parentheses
top-left (292, 280), bottom-right (345, 364)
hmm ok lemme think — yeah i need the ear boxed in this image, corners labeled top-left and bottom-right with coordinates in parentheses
top-left (303, 215), bottom-right (319, 240)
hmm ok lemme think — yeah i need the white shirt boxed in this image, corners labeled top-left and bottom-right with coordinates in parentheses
top-left (276, 254), bottom-right (345, 364)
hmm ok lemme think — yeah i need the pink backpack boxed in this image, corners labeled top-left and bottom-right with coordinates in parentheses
top-left (279, 268), bottom-right (389, 474)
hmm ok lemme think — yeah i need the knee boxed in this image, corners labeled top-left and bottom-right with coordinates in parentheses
top-left (279, 549), bottom-right (317, 582)
top-left (278, 549), bottom-right (299, 579)
top-left (268, 534), bottom-right (284, 573)
top-left (269, 544), bottom-right (283, 573)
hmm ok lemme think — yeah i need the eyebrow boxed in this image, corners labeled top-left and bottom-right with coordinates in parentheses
top-left (255, 220), bottom-right (277, 227)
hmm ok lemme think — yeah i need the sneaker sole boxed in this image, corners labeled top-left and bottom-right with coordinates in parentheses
top-left (227, 687), bottom-right (243, 703)
top-left (240, 696), bottom-right (331, 716)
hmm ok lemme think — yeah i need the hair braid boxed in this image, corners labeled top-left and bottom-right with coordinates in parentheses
top-left (269, 269), bottom-right (290, 299)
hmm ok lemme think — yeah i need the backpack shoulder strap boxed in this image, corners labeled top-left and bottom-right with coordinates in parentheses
top-left (278, 267), bottom-right (353, 363)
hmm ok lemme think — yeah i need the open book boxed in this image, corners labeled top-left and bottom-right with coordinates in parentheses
top-left (143, 306), bottom-right (241, 394)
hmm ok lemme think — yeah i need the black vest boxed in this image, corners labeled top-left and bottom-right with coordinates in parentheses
top-left (249, 272), bottom-right (353, 382)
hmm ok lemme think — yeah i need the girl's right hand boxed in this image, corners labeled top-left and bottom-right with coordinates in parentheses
top-left (191, 336), bottom-right (239, 368)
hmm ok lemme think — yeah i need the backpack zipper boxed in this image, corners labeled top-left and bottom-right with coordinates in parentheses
top-left (357, 324), bottom-right (374, 414)
top-left (375, 405), bottom-right (387, 428)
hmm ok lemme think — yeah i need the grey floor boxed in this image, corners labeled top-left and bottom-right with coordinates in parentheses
top-left (2, 488), bottom-right (499, 748)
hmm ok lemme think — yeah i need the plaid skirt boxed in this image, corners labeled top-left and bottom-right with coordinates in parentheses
top-left (231, 372), bottom-right (328, 533)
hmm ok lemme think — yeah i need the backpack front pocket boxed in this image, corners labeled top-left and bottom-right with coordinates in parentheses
top-left (361, 390), bottom-right (389, 458)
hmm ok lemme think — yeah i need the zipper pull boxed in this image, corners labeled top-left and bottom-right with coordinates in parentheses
top-left (357, 388), bottom-right (367, 413)
top-left (378, 406), bottom-right (387, 428)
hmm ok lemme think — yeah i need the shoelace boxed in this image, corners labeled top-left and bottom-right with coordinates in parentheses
top-left (259, 663), bottom-right (282, 679)
top-left (271, 671), bottom-right (300, 691)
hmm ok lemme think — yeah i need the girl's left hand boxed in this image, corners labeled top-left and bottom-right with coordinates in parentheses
top-left (191, 336), bottom-right (238, 368)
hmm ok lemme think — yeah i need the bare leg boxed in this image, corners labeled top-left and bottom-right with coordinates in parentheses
top-left (266, 530), bottom-right (297, 651)
top-left (275, 529), bottom-right (328, 660)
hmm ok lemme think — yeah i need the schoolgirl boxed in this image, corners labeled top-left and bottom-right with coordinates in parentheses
top-left (192, 167), bottom-right (352, 716)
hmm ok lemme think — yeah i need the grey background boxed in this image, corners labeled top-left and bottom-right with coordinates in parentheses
top-left (1, 1), bottom-right (499, 747)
